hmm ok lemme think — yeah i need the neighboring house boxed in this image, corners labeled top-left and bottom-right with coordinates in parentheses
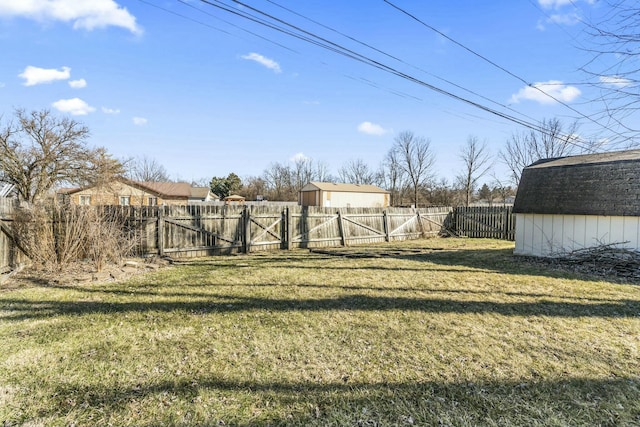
top-left (299, 182), bottom-right (390, 208)
top-left (513, 149), bottom-right (640, 257)
top-left (59, 179), bottom-right (218, 206)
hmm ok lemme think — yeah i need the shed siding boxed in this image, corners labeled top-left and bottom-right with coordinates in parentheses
top-left (515, 213), bottom-right (640, 256)
top-left (319, 191), bottom-right (387, 208)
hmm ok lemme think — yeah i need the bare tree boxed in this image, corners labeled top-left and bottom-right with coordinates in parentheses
top-left (126, 155), bottom-right (170, 182)
top-left (456, 135), bottom-right (493, 207)
top-left (313, 160), bottom-right (334, 183)
top-left (243, 176), bottom-right (268, 201)
top-left (499, 118), bottom-right (581, 185)
top-left (581, 1), bottom-right (640, 143)
top-left (263, 162), bottom-right (294, 201)
top-left (378, 149), bottom-right (406, 206)
top-left (0, 109), bottom-right (122, 203)
top-left (338, 158), bottom-right (376, 185)
top-left (291, 156), bottom-right (314, 190)
top-left (392, 131), bottom-right (436, 207)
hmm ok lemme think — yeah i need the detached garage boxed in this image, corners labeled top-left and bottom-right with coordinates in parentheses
top-left (299, 182), bottom-right (389, 208)
top-left (513, 149), bottom-right (640, 257)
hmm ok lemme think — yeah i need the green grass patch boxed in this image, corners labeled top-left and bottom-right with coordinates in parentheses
top-left (1, 238), bottom-right (639, 426)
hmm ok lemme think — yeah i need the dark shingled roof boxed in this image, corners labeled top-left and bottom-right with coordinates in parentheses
top-left (513, 149), bottom-right (640, 216)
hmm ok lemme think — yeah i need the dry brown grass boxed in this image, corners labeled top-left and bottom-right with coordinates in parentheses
top-left (1, 238), bottom-right (639, 426)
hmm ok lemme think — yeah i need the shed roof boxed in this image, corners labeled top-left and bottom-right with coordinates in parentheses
top-left (301, 181), bottom-right (389, 194)
top-left (513, 149), bottom-right (640, 216)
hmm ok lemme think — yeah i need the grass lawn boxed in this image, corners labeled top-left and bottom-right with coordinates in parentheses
top-left (1, 238), bottom-right (639, 426)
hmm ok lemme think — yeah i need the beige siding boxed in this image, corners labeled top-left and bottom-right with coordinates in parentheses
top-left (320, 191), bottom-right (388, 208)
top-left (69, 182), bottom-right (187, 206)
top-left (514, 213), bottom-right (640, 256)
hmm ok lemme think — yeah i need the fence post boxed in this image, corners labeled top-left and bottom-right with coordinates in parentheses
top-left (337, 209), bottom-right (347, 246)
top-left (157, 207), bottom-right (164, 257)
top-left (285, 207), bottom-right (292, 250)
top-left (243, 206), bottom-right (251, 254)
top-left (415, 209), bottom-right (424, 238)
top-left (383, 210), bottom-right (390, 242)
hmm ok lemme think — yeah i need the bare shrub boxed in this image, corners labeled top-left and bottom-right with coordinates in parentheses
top-left (12, 203), bottom-right (135, 272)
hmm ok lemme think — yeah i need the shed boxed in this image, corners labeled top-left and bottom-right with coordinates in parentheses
top-left (512, 149), bottom-right (640, 256)
top-left (224, 194), bottom-right (245, 205)
top-left (299, 182), bottom-right (389, 208)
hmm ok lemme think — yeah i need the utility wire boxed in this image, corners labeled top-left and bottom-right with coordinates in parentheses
top-left (263, 0), bottom-right (545, 138)
top-left (151, 0), bottom-right (598, 150)
top-left (383, 0), bottom-right (630, 146)
top-left (193, 0), bottom-right (597, 150)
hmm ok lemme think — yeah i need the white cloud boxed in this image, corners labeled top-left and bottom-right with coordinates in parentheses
top-left (52, 97), bottom-right (95, 115)
top-left (68, 78), bottom-right (87, 89)
top-left (547, 12), bottom-right (580, 26)
top-left (538, 0), bottom-right (594, 8)
top-left (538, 0), bottom-right (573, 8)
top-left (19, 65), bottom-right (70, 86)
top-left (101, 106), bottom-right (120, 114)
top-left (241, 53), bottom-right (281, 73)
top-left (509, 80), bottom-right (581, 105)
top-left (133, 116), bottom-right (147, 126)
top-left (0, 0), bottom-right (141, 34)
top-left (357, 121), bottom-right (388, 136)
top-left (290, 152), bottom-right (309, 163)
top-left (600, 76), bottom-right (633, 88)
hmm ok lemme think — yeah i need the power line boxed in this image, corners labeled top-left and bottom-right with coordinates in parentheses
top-left (383, 0), bottom-right (632, 146)
top-left (191, 1), bottom-right (548, 129)
top-left (151, 0), bottom-right (597, 151)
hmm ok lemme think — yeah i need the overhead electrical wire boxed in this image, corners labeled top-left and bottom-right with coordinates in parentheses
top-left (195, 0), bottom-right (604, 151)
top-left (191, 0), bottom-right (562, 136)
top-left (383, 0), bottom-right (630, 146)
top-left (151, 0), bottom-right (612, 151)
top-left (262, 0), bottom-right (548, 139)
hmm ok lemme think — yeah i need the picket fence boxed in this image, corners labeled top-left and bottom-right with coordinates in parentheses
top-left (0, 201), bottom-right (515, 275)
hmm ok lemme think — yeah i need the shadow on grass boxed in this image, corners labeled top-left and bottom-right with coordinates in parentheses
top-left (177, 246), bottom-right (636, 285)
top-left (2, 292), bottom-right (639, 321)
top-left (40, 281), bottom-right (629, 304)
top-left (24, 375), bottom-right (640, 426)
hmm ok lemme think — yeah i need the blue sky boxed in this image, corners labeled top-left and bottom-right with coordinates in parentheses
top-left (0, 0), bottom-right (631, 185)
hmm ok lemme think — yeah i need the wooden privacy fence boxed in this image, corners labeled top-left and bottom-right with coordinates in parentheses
top-left (0, 201), bottom-right (516, 270)
top-left (451, 206), bottom-right (515, 240)
top-left (122, 205), bottom-right (455, 257)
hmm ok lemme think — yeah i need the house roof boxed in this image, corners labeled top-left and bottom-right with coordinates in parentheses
top-left (136, 181), bottom-right (192, 198)
top-left (513, 149), bottom-right (640, 216)
top-left (60, 179), bottom-right (213, 201)
top-left (190, 187), bottom-right (215, 199)
top-left (301, 181), bottom-right (389, 194)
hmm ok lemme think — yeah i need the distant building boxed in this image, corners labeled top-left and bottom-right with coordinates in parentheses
top-left (58, 178), bottom-right (218, 206)
top-left (299, 182), bottom-right (389, 208)
top-left (223, 194), bottom-right (246, 205)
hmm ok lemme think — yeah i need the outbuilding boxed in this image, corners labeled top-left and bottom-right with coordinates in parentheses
top-left (299, 182), bottom-right (389, 208)
top-left (513, 149), bottom-right (640, 257)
